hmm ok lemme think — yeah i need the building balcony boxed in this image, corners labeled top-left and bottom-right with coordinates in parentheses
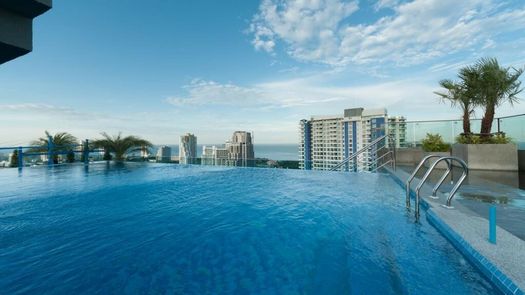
top-left (0, 0), bottom-right (52, 64)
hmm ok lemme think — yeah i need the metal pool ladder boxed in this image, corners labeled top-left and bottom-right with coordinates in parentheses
top-left (405, 155), bottom-right (469, 221)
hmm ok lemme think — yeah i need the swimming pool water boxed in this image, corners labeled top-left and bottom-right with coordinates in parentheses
top-left (0, 163), bottom-right (498, 294)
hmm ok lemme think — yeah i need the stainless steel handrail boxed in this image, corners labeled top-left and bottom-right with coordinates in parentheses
top-left (330, 135), bottom-right (389, 171)
top-left (372, 157), bottom-right (393, 172)
top-left (405, 155), bottom-right (452, 210)
top-left (414, 156), bottom-right (468, 220)
top-left (371, 150), bottom-right (394, 171)
top-left (430, 159), bottom-right (452, 199)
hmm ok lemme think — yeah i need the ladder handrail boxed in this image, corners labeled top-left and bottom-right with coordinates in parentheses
top-left (330, 135), bottom-right (389, 171)
top-left (405, 155), bottom-right (452, 209)
top-left (414, 156), bottom-right (468, 220)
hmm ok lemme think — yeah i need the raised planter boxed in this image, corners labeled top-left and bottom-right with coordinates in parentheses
top-left (452, 143), bottom-right (518, 171)
top-left (423, 151), bottom-right (450, 169)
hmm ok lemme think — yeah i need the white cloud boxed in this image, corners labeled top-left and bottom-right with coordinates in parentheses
top-left (249, 0), bottom-right (359, 63)
top-left (165, 76), bottom-right (439, 113)
top-left (374, 0), bottom-right (400, 11)
top-left (165, 79), bottom-right (267, 107)
top-left (250, 0), bottom-right (525, 66)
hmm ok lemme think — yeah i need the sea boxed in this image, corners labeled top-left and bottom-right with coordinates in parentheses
top-left (152, 144), bottom-right (299, 161)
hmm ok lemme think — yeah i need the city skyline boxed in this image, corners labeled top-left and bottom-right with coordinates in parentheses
top-left (1, 0), bottom-right (525, 145)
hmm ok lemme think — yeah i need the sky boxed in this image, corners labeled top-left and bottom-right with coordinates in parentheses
top-left (1, 0), bottom-right (525, 145)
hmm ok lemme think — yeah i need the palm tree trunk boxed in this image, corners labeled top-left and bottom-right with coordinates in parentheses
top-left (462, 109), bottom-right (471, 134)
top-left (481, 104), bottom-right (495, 137)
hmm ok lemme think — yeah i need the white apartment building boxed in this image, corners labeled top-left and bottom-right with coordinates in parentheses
top-left (156, 146), bottom-right (172, 162)
top-left (201, 145), bottom-right (229, 166)
top-left (388, 116), bottom-right (407, 148)
top-left (179, 133), bottom-right (197, 164)
top-left (299, 108), bottom-right (389, 171)
top-left (202, 131), bottom-right (255, 167)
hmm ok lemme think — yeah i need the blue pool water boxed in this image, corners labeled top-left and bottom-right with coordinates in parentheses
top-left (0, 163), bottom-right (498, 294)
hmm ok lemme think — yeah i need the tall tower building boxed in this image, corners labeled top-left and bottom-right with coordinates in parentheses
top-left (156, 146), bottom-right (172, 163)
top-left (228, 131), bottom-right (255, 167)
top-left (299, 108), bottom-right (388, 171)
top-left (179, 133), bottom-right (197, 164)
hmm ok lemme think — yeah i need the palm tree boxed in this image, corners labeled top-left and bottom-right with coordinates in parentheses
top-left (435, 79), bottom-right (475, 134)
top-left (463, 58), bottom-right (523, 137)
top-left (30, 131), bottom-right (78, 164)
top-left (92, 132), bottom-right (153, 161)
top-left (9, 149), bottom-right (19, 167)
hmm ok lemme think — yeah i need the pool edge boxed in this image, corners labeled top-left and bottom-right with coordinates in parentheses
top-left (386, 168), bottom-right (524, 295)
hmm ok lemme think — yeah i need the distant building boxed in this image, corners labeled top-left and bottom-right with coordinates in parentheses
top-left (202, 131), bottom-right (255, 167)
top-left (156, 146), bottom-right (172, 162)
top-left (299, 108), bottom-right (387, 171)
top-left (201, 145), bottom-right (229, 165)
top-left (388, 116), bottom-right (407, 148)
top-left (228, 131), bottom-right (255, 166)
top-left (179, 133), bottom-right (197, 164)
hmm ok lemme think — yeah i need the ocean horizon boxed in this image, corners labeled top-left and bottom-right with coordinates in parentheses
top-left (152, 144), bottom-right (299, 161)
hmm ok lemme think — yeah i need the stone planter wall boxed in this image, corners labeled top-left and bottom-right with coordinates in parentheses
top-left (452, 143), bottom-right (518, 171)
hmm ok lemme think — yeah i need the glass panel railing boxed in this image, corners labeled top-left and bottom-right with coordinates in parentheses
top-left (389, 115), bottom-right (520, 148)
top-left (498, 115), bottom-right (525, 149)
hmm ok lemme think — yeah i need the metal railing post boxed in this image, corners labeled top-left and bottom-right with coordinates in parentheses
top-left (17, 146), bottom-right (23, 169)
top-left (83, 139), bottom-right (89, 165)
top-left (489, 206), bottom-right (496, 244)
top-left (47, 135), bottom-right (54, 166)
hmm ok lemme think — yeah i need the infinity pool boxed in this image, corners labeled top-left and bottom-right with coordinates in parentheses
top-left (0, 163), bottom-right (498, 294)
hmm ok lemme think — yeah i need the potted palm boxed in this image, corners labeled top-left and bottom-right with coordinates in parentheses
top-left (92, 132), bottom-right (153, 162)
top-left (437, 58), bottom-right (522, 171)
top-left (29, 131), bottom-right (78, 164)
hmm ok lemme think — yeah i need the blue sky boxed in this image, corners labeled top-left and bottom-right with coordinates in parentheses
top-left (1, 0), bottom-right (525, 145)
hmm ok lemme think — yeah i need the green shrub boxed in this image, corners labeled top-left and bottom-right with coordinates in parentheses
top-left (456, 134), bottom-right (512, 144)
top-left (456, 134), bottom-right (481, 144)
top-left (490, 134), bottom-right (512, 144)
top-left (421, 133), bottom-right (450, 152)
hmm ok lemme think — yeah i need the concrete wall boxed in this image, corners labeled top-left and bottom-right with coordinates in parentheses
top-left (519, 150), bottom-right (525, 172)
top-left (396, 148), bottom-right (424, 166)
top-left (452, 144), bottom-right (518, 171)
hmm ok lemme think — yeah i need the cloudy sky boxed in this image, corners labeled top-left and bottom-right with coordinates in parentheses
top-left (1, 0), bottom-right (525, 145)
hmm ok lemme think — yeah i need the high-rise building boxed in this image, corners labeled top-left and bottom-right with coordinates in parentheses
top-left (299, 108), bottom-right (388, 171)
top-left (179, 133), bottom-right (197, 164)
top-left (388, 116), bottom-right (407, 148)
top-left (202, 131), bottom-right (255, 167)
top-left (156, 146), bottom-right (172, 162)
top-left (228, 131), bottom-right (254, 166)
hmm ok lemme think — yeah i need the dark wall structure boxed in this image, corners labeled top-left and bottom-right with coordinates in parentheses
top-left (0, 0), bottom-right (51, 64)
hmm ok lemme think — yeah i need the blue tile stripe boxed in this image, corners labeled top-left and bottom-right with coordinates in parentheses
top-left (386, 168), bottom-right (524, 295)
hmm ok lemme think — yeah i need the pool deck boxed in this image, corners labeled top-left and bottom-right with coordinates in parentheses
top-left (389, 168), bottom-right (525, 295)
